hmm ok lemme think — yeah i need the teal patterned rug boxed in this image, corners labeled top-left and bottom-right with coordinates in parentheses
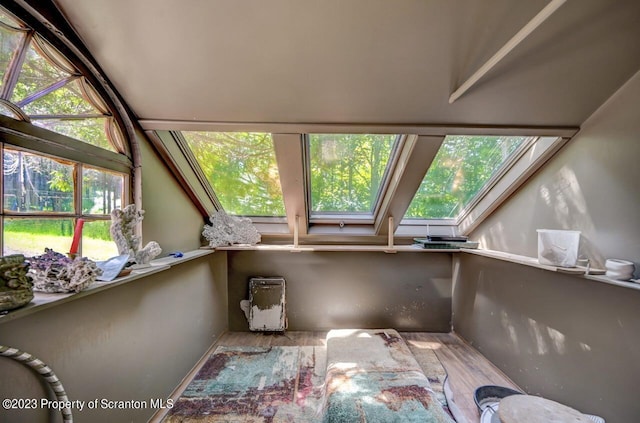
top-left (163, 339), bottom-right (452, 422)
top-left (163, 346), bottom-right (326, 422)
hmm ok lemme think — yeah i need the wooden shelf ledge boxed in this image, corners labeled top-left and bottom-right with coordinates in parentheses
top-left (207, 244), bottom-right (460, 253)
top-left (0, 249), bottom-right (215, 325)
top-left (462, 248), bottom-right (640, 291)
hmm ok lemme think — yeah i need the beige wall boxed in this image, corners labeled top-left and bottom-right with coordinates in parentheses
top-left (138, 130), bottom-right (205, 253)
top-left (453, 254), bottom-right (640, 423)
top-left (0, 133), bottom-right (227, 423)
top-left (453, 71), bottom-right (640, 422)
top-left (471, 70), bottom-right (640, 272)
top-left (228, 251), bottom-right (453, 332)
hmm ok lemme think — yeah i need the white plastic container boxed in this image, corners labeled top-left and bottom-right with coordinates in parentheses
top-left (537, 229), bottom-right (581, 268)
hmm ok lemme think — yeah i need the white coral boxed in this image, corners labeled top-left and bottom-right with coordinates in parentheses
top-left (31, 257), bottom-right (102, 294)
top-left (110, 205), bottom-right (162, 264)
top-left (203, 211), bottom-right (261, 247)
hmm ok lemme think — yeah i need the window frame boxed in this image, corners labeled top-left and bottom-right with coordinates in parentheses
top-left (174, 130), bottom-right (289, 222)
top-left (149, 123), bottom-right (572, 243)
top-left (0, 5), bottom-right (130, 157)
top-left (396, 135), bottom-right (568, 236)
top-left (0, 140), bottom-right (130, 257)
top-left (401, 135), bottom-right (536, 222)
top-left (303, 133), bottom-right (403, 225)
top-left (0, 5), bottom-right (134, 258)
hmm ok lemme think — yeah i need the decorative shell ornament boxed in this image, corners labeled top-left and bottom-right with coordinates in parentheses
top-left (203, 211), bottom-right (261, 247)
top-left (110, 205), bottom-right (161, 265)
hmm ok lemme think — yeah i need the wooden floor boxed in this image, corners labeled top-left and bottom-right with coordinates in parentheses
top-left (156, 331), bottom-right (520, 423)
top-left (402, 332), bottom-right (520, 423)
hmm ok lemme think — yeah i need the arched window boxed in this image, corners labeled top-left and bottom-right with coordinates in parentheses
top-left (0, 7), bottom-right (131, 260)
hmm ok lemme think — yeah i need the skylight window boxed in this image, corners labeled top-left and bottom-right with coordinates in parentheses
top-left (405, 135), bottom-right (529, 219)
top-left (150, 126), bottom-right (566, 240)
top-left (182, 131), bottom-right (286, 217)
top-left (307, 134), bottom-right (398, 215)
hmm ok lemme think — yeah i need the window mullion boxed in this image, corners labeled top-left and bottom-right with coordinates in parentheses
top-left (370, 134), bottom-right (403, 218)
top-left (374, 135), bottom-right (444, 235)
top-left (272, 133), bottom-right (307, 236)
top-left (15, 75), bottom-right (79, 108)
top-left (171, 131), bottom-right (222, 211)
top-left (76, 162), bottom-right (83, 217)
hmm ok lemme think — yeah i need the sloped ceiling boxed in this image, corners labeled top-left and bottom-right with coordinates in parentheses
top-left (53, 0), bottom-right (640, 127)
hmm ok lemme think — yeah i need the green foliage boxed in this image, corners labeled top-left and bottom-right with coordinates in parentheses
top-left (4, 219), bottom-right (111, 242)
top-left (32, 118), bottom-right (113, 151)
top-left (82, 167), bottom-right (123, 214)
top-left (48, 168), bottom-right (73, 192)
top-left (82, 220), bottom-right (112, 241)
top-left (405, 136), bottom-right (527, 219)
top-left (183, 132), bottom-right (526, 221)
top-left (184, 132), bottom-right (286, 216)
top-left (3, 224), bottom-right (115, 260)
top-left (4, 219), bottom-right (74, 236)
top-left (0, 24), bottom-right (21, 89)
top-left (309, 134), bottom-right (396, 213)
top-left (3, 150), bottom-right (74, 212)
top-left (11, 43), bottom-right (70, 105)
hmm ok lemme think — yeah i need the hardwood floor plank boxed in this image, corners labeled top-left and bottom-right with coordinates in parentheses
top-left (401, 332), bottom-right (521, 423)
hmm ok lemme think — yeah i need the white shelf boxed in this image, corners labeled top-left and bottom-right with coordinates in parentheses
top-left (208, 244), bottom-right (459, 253)
top-left (462, 248), bottom-right (640, 291)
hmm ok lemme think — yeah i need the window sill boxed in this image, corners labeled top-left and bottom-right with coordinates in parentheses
top-left (462, 248), bottom-right (640, 291)
top-left (0, 249), bottom-right (215, 325)
top-left (207, 244), bottom-right (459, 253)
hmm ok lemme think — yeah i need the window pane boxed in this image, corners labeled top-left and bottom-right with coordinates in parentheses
top-left (308, 134), bottom-right (397, 213)
top-left (3, 218), bottom-right (73, 257)
top-left (82, 220), bottom-right (118, 261)
top-left (30, 117), bottom-right (114, 151)
top-left (3, 149), bottom-right (74, 213)
top-left (182, 132), bottom-right (285, 216)
top-left (405, 135), bottom-right (528, 219)
top-left (82, 167), bottom-right (124, 214)
top-left (0, 22), bottom-right (24, 91)
top-left (10, 39), bottom-right (71, 104)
